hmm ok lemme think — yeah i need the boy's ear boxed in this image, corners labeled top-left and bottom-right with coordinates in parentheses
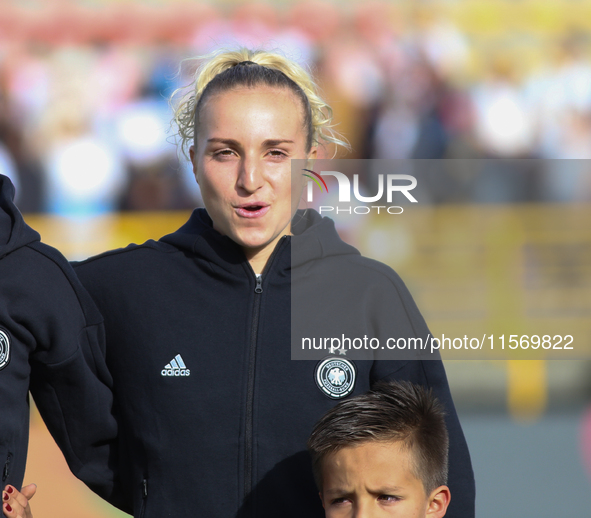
top-left (426, 485), bottom-right (451, 518)
top-left (319, 491), bottom-right (325, 509)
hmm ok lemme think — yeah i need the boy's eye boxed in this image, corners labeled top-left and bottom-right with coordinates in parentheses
top-left (330, 497), bottom-right (351, 506)
top-left (378, 495), bottom-right (401, 503)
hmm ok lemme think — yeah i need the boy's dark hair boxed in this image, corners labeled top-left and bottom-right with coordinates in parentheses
top-left (307, 380), bottom-right (449, 494)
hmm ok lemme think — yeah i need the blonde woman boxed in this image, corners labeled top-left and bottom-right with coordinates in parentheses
top-left (7, 48), bottom-right (474, 518)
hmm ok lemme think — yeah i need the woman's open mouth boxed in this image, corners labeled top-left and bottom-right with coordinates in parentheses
top-left (235, 203), bottom-right (270, 218)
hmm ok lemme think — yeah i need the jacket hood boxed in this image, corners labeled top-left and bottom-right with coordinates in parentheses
top-left (159, 208), bottom-right (359, 269)
top-left (290, 208), bottom-right (360, 267)
top-left (0, 174), bottom-right (40, 259)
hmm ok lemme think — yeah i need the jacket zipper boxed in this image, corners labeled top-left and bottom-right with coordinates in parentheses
top-left (2, 452), bottom-right (11, 482)
top-left (243, 236), bottom-right (288, 503)
top-left (138, 478), bottom-right (148, 518)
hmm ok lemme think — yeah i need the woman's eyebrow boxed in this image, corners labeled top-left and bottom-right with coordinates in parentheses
top-left (205, 138), bottom-right (294, 147)
top-left (262, 139), bottom-right (295, 147)
top-left (207, 138), bottom-right (241, 146)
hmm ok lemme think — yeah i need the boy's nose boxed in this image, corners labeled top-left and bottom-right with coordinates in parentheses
top-left (352, 501), bottom-right (377, 518)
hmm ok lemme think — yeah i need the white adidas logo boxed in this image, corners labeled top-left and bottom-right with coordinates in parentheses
top-left (161, 354), bottom-right (191, 377)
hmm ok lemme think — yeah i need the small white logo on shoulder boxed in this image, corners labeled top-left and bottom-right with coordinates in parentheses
top-left (315, 357), bottom-right (356, 399)
top-left (0, 328), bottom-right (10, 371)
top-left (161, 354), bottom-right (191, 377)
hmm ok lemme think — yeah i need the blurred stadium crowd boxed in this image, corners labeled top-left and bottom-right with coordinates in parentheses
top-left (1, 0), bottom-right (591, 215)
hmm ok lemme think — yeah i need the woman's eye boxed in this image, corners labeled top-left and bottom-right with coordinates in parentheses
top-left (213, 149), bottom-right (236, 159)
top-left (268, 149), bottom-right (287, 158)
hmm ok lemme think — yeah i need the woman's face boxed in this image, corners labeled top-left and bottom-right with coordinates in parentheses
top-left (190, 86), bottom-right (316, 259)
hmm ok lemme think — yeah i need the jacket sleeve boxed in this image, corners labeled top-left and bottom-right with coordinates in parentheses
top-left (25, 247), bottom-right (132, 513)
top-left (0, 323), bottom-right (31, 491)
top-left (29, 323), bottom-right (132, 514)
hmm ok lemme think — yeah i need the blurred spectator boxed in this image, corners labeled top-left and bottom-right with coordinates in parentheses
top-left (472, 55), bottom-right (536, 159)
top-left (42, 103), bottom-right (126, 216)
top-left (0, 0), bottom-right (590, 211)
top-left (524, 34), bottom-right (591, 201)
top-left (526, 33), bottom-right (591, 159)
top-left (317, 30), bottom-right (385, 158)
top-left (0, 141), bottom-right (18, 199)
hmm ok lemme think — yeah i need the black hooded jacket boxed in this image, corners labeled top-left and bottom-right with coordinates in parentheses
top-left (0, 174), bottom-right (123, 505)
top-left (74, 207), bottom-right (475, 518)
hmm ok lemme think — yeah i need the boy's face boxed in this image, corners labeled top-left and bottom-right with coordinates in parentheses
top-left (319, 440), bottom-right (450, 518)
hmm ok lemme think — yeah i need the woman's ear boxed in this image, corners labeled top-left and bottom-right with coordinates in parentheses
top-left (305, 146), bottom-right (318, 176)
top-left (426, 485), bottom-right (451, 518)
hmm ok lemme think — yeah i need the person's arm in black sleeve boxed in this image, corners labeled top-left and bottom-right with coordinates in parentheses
top-left (25, 246), bottom-right (132, 514)
top-left (28, 326), bottom-right (131, 514)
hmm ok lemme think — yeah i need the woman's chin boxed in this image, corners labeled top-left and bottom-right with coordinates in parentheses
top-left (232, 230), bottom-right (284, 254)
top-left (236, 237), bottom-right (272, 253)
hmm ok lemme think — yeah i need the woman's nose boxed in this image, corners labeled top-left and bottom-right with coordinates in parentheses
top-left (237, 157), bottom-right (265, 193)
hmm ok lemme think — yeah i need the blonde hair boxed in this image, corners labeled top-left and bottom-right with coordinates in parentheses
top-left (171, 47), bottom-right (350, 159)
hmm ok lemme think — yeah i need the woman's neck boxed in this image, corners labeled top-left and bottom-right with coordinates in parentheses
top-left (243, 232), bottom-right (289, 275)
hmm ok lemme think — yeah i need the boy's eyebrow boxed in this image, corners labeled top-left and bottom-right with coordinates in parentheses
top-left (370, 486), bottom-right (405, 494)
top-left (324, 485), bottom-right (405, 497)
top-left (324, 488), bottom-right (352, 496)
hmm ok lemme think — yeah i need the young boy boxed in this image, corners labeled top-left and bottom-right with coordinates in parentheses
top-left (307, 380), bottom-right (451, 518)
